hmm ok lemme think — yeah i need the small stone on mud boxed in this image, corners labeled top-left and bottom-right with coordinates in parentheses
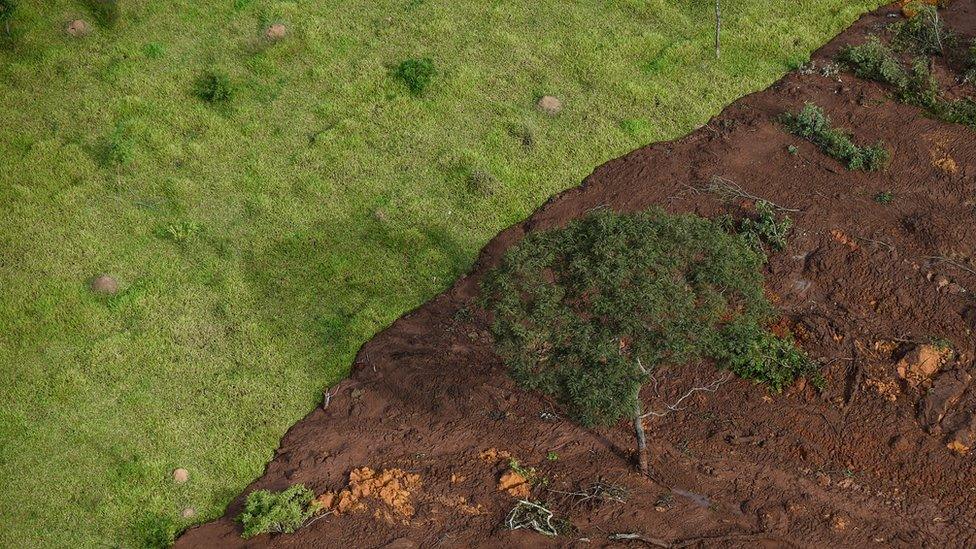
top-left (497, 470), bottom-right (530, 498)
top-left (947, 414), bottom-right (976, 454)
top-left (66, 19), bottom-right (90, 37)
top-left (895, 344), bottom-right (948, 385)
top-left (537, 95), bottom-right (562, 115)
top-left (181, 507), bottom-right (196, 518)
top-left (265, 23), bottom-right (287, 41)
top-left (90, 274), bottom-right (119, 295)
top-left (172, 468), bottom-right (189, 483)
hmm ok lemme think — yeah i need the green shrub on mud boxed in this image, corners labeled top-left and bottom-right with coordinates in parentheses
top-left (481, 209), bottom-right (815, 428)
top-left (237, 484), bottom-right (321, 539)
top-left (890, 3), bottom-right (954, 55)
top-left (781, 103), bottom-right (889, 171)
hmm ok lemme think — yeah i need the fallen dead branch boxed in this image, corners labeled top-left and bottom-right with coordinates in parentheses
top-left (705, 176), bottom-right (802, 212)
top-left (925, 255), bottom-right (976, 277)
top-left (640, 373), bottom-right (731, 419)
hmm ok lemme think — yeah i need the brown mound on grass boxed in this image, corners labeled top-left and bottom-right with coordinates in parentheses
top-left (178, 3), bottom-right (976, 547)
top-left (536, 95), bottom-right (562, 115)
top-left (89, 274), bottom-right (118, 295)
top-left (65, 19), bottom-right (90, 37)
top-left (265, 23), bottom-right (287, 41)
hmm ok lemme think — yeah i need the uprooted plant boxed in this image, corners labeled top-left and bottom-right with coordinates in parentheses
top-left (890, 3), bottom-right (954, 55)
top-left (481, 209), bottom-right (817, 474)
top-left (780, 103), bottom-right (889, 171)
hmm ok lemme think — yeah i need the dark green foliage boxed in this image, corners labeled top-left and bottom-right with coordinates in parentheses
top-left (781, 103), bottom-right (889, 171)
top-left (838, 36), bottom-right (909, 88)
top-left (102, 121), bottom-right (135, 168)
top-left (194, 71), bottom-right (233, 103)
top-left (890, 3), bottom-right (953, 55)
top-left (965, 40), bottom-right (976, 83)
top-left (0, 0), bottom-right (15, 35)
top-left (714, 319), bottom-right (823, 392)
top-left (237, 484), bottom-right (320, 539)
top-left (85, 0), bottom-right (121, 26)
top-left (875, 190), bottom-right (894, 204)
top-left (481, 209), bottom-right (813, 428)
top-left (838, 34), bottom-right (976, 130)
top-left (393, 57), bottom-right (436, 95)
top-left (740, 201), bottom-right (793, 253)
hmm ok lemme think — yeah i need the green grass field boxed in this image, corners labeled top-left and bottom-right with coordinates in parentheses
top-left (0, 1), bottom-right (880, 546)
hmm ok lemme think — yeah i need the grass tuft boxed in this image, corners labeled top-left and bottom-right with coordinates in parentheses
top-left (393, 57), bottom-right (436, 96)
top-left (237, 485), bottom-right (321, 539)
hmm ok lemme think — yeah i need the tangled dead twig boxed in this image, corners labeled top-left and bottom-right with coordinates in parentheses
top-left (705, 176), bottom-right (802, 213)
top-left (926, 255), bottom-right (976, 277)
top-left (506, 500), bottom-right (558, 537)
top-left (640, 373), bottom-right (731, 419)
top-left (549, 481), bottom-right (628, 509)
top-left (321, 386), bottom-right (340, 409)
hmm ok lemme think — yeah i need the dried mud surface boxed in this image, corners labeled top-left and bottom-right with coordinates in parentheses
top-left (178, 3), bottom-right (976, 547)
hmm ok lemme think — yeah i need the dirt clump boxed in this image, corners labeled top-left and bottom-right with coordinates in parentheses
top-left (172, 468), bottom-right (189, 484)
top-left (496, 470), bottom-right (530, 498)
top-left (315, 467), bottom-right (421, 520)
top-left (66, 19), bottom-right (90, 37)
top-left (536, 95), bottom-right (562, 115)
top-left (895, 344), bottom-right (950, 386)
top-left (90, 274), bottom-right (118, 295)
top-left (265, 23), bottom-right (287, 41)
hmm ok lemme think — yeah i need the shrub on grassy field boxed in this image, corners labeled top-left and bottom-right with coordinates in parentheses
top-left (194, 70), bottom-right (233, 103)
top-left (781, 103), bottom-right (889, 171)
top-left (481, 209), bottom-right (815, 471)
top-left (891, 3), bottom-right (953, 55)
top-left (393, 57), bottom-right (436, 95)
top-left (237, 484), bottom-right (322, 538)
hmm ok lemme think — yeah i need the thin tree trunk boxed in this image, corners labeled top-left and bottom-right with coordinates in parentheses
top-left (633, 400), bottom-right (649, 475)
top-left (714, 0), bottom-right (721, 59)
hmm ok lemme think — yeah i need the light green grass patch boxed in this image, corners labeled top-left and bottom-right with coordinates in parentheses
top-left (0, 0), bottom-right (880, 546)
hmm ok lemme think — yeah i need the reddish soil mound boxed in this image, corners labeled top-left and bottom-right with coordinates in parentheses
top-left (178, 3), bottom-right (976, 547)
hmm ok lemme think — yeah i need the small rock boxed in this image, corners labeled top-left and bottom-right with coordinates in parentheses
top-left (66, 19), bottom-right (90, 37)
top-left (497, 470), bottom-right (530, 498)
top-left (917, 369), bottom-right (971, 432)
top-left (536, 95), bottom-right (562, 115)
top-left (181, 507), bottom-right (196, 518)
top-left (172, 468), bottom-right (190, 484)
top-left (265, 23), bottom-right (287, 41)
top-left (947, 414), bottom-right (976, 454)
top-left (895, 345), bottom-right (947, 386)
top-left (90, 274), bottom-right (119, 295)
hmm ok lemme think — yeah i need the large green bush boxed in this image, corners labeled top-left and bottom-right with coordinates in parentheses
top-left (481, 209), bottom-right (813, 430)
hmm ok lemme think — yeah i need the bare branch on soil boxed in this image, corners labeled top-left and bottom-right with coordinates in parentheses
top-left (705, 176), bottom-right (802, 212)
top-left (640, 373), bottom-right (731, 419)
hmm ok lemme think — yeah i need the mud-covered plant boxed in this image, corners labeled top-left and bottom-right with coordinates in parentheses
top-left (194, 70), bottom-right (233, 103)
top-left (481, 209), bottom-right (814, 473)
top-left (838, 36), bottom-right (908, 89)
top-left (393, 57), bottom-right (436, 95)
top-left (781, 103), bottom-right (889, 171)
top-left (739, 200), bottom-right (792, 253)
top-left (237, 484), bottom-right (322, 539)
top-left (891, 3), bottom-right (954, 55)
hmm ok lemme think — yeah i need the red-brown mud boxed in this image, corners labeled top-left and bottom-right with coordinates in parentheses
top-left (178, 2), bottom-right (976, 547)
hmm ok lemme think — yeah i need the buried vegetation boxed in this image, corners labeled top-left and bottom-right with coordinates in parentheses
top-left (481, 209), bottom-right (816, 472)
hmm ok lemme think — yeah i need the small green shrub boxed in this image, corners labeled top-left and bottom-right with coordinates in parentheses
top-left (393, 57), bottom-right (436, 95)
top-left (781, 103), bottom-right (889, 171)
top-left (875, 190), bottom-right (894, 204)
top-left (103, 121), bottom-right (135, 167)
top-left (135, 513), bottom-right (177, 549)
top-left (890, 3), bottom-right (953, 55)
top-left (740, 201), bottom-right (793, 253)
top-left (715, 319), bottom-right (823, 392)
top-left (160, 220), bottom-right (202, 243)
top-left (481, 209), bottom-right (812, 430)
top-left (194, 71), bottom-right (233, 103)
top-left (237, 484), bottom-right (321, 539)
top-left (838, 36), bottom-right (908, 88)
